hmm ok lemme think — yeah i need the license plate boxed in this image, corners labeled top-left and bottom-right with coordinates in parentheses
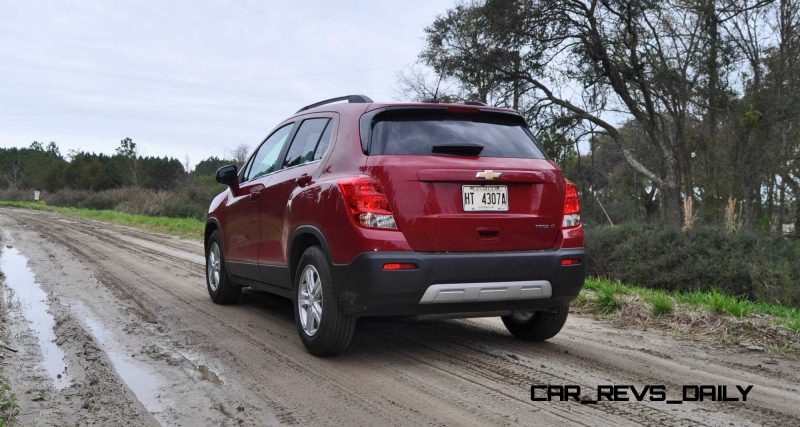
top-left (462, 185), bottom-right (508, 211)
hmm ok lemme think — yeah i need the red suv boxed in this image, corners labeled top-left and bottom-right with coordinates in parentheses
top-left (206, 95), bottom-right (586, 356)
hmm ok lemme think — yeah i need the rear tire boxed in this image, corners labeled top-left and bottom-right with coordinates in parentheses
top-left (501, 306), bottom-right (569, 341)
top-left (206, 230), bottom-right (242, 304)
top-left (293, 246), bottom-right (356, 356)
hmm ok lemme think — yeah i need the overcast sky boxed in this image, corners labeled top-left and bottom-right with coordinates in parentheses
top-left (0, 1), bottom-right (453, 167)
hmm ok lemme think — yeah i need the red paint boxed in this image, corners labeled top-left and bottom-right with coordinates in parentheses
top-left (208, 101), bottom-right (584, 267)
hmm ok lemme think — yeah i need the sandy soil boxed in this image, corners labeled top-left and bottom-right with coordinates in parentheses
top-left (0, 206), bottom-right (798, 426)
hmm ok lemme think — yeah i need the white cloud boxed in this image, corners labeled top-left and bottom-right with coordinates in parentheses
top-left (0, 0), bottom-right (453, 166)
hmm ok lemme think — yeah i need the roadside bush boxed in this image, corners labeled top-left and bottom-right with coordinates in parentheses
top-left (48, 188), bottom-right (126, 210)
top-left (43, 181), bottom-right (223, 220)
top-left (586, 224), bottom-right (800, 307)
top-left (0, 189), bottom-right (37, 201)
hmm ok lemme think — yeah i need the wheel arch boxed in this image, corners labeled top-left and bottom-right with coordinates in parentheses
top-left (288, 226), bottom-right (331, 285)
top-left (205, 218), bottom-right (222, 250)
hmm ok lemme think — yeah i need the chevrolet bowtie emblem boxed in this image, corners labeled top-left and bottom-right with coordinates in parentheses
top-left (476, 170), bottom-right (502, 180)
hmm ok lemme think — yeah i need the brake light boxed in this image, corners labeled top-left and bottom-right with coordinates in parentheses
top-left (338, 176), bottom-right (398, 229)
top-left (562, 180), bottom-right (581, 228)
top-left (446, 105), bottom-right (478, 113)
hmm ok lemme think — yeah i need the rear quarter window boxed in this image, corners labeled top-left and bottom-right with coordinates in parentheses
top-left (369, 111), bottom-right (546, 159)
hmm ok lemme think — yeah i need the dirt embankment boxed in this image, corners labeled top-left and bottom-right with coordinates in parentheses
top-left (0, 206), bottom-right (799, 426)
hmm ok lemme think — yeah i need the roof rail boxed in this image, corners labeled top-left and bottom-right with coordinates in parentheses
top-left (464, 101), bottom-right (487, 106)
top-left (421, 97), bottom-right (440, 103)
top-left (296, 95), bottom-right (373, 113)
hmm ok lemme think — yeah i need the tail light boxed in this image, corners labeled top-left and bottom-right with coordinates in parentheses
top-left (338, 176), bottom-right (398, 230)
top-left (562, 180), bottom-right (581, 228)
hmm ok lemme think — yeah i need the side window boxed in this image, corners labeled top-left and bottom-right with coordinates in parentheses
top-left (283, 118), bottom-right (330, 168)
top-left (239, 156), bottom-right (254, 183)
top-left (313, 121), bottom-right (333, 160)
top-left (245, 124), bottom-right (294, 181)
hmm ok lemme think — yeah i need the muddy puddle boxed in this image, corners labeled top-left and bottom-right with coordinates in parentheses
top-left (70, 301), bottom-right (168, 414)
top-left (193, 362), bottom-right (224, 385)
top-left (179, 353), bottom-right (224, 386)
top-left (1, 239), bottom-right (71, 389)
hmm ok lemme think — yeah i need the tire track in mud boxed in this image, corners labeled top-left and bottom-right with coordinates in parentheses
top-left (10, 209), bottom-right (796, 425)
top-left (24, 212), bottom-right (581, 425)
top-left (359, 326), bottom-right (692, 427)
top-left (11, 213), bottom-right (306, 424)
top-left (9, 210), bottom-right (509, 425)
top-left (28, 213), bottom-right (639, 425)
top-left (4, 207), bottom-right (800, 426)
top-left (381, 319), bottom-right (795, 425)
top-left (10, 211), bottom-right (598, 425)
top-left (49, 210), bottom-right (792, 425)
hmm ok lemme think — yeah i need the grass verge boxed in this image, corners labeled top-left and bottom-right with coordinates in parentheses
top-left (578, 277), bottom-right (800, 356)
top-left (0, 201), bottom-right (203, 241)
top-left (0, 383), bottom-right (18, 427)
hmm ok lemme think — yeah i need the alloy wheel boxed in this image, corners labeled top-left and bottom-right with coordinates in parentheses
top-left (207, 243), bottom-right (221, 292)
top-left (298, 264), bottom-right (323, 336)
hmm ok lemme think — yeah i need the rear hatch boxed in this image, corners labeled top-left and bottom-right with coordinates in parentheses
top-left (363, 107), bottom-right (565, 252)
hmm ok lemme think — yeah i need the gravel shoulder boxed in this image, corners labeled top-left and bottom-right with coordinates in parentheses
top-left (0, 206), bottom-right (798, 426)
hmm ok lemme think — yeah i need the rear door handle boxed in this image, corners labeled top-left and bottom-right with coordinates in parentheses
top-left (249, 190), bottom-right (262, 201)
top-left (295, 174), bottom-right (313, 187)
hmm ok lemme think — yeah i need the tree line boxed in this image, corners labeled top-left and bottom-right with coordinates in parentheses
top-left (400, 0), bottom-right (800, 233)
top-left (0, 139), bottom-right (232, 193)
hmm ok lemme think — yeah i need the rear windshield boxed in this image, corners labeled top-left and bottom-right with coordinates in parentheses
top-left (368, 111), bottom-right (546, 159)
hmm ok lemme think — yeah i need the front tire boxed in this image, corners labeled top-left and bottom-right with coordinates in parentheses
top-left (293, 246), bottom-right (356, 356)
top-left (501, 306), bottom-right (569, 341)
top-left (206, 230), bottom-right (242, 304)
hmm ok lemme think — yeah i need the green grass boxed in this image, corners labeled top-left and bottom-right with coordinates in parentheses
top-left (583, 277), bottom-right (800, 331)
top-left (0, 200), bottom-right (203, 240)
top-left (0, 383), bottom-right (17, 427)
top-left (648, 292), bottom-right (674, 316)
top-left (586, 279), bottom-right (623, 313)
top-left (674, 289), bottom-right (753, 317)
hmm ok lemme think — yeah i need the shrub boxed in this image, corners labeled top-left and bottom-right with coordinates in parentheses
top-left (586, 224), bottom-right (800, 307)
top-left (0, 188), bottom-right (37, 201)
top-left (40, 179), bottom-right (224, 221)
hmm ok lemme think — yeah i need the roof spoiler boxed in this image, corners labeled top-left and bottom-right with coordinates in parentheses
top-left (296, 95), bottom-right (373, 113)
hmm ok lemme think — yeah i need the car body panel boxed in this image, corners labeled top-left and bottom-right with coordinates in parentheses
top-left (364, 155), bottom-right (565, 252)
top-left (206, 100), bottom-right (586, 317)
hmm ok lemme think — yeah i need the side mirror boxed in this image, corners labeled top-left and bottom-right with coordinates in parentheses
top-left (215, 165), bottom-right (239, 187)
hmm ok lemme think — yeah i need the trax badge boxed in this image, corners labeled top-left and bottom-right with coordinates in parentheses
top-left (476, 170), bottom-right (502, 180)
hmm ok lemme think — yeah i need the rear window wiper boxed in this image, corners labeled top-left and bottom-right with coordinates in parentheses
top-left (431, 143), bottom-right (484, 156)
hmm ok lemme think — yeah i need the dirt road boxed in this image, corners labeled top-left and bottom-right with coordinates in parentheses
top-left (0, 207), bottom-right (798, 426)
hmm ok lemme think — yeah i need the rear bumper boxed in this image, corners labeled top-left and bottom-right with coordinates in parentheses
top-left (330, 248), bottom-right (586, 317)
